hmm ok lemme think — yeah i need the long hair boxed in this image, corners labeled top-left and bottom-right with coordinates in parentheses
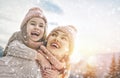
top-left (60, 55), bottom-right (71, 78)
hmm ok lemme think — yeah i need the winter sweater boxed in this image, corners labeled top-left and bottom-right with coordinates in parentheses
top-left (0, 40), bottom-right (42, 78)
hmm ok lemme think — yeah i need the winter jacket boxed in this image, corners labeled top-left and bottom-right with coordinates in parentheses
top-left (0, 40), bottom-right (42, 78)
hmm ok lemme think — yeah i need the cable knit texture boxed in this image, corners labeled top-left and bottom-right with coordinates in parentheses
top-left (0, 40), bottom-right (42, 78)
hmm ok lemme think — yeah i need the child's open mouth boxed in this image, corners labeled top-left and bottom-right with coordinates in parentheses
top-left (31, 31), bottom-right (40, 37)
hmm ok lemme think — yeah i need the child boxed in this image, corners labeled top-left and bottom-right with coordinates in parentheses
top-left (0, 7), bottom-right (47, 78)
top-left (37, 25), bottom-right (77, 78)
top-left (3, 7), bottom-right (47, 55)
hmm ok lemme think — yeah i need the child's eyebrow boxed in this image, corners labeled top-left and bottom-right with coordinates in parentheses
top-left (30, 21), bottom-right (35, 23)
top-left (39, 23), bottom-right (44, 25)
top-left (30, 21), bottom-right (44, 25)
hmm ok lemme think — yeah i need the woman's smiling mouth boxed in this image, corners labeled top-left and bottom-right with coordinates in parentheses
top-left (50, 42), bottom-right (60, 49)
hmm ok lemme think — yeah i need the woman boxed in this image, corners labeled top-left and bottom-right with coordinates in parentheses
top-left (37, 25), bottom-right (77, 78)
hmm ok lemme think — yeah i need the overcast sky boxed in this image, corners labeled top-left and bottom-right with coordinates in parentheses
top-left (0, 0), bottom-right (120, 60)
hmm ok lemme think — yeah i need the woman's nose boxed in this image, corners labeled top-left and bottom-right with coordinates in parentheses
top-left (55, 36), bottom-right (60, 42)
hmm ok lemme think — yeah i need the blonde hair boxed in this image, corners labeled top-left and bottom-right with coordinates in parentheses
top-left (47, 25), bottom-right (77, 78)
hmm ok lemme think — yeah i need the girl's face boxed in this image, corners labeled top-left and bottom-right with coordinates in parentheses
top-left (26, 17), bottom-right (46, 42)
top-left (47, 30), bottom-right (69, 60)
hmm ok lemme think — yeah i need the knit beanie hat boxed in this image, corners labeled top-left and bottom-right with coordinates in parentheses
top-left (48, 25), bottom-right (77, 55)
top-left (21, 7), bottom-right (47, 29)
top-left (20, 7), bottom-right (47, 42)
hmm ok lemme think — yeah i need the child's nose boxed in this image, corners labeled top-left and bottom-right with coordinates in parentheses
top-left (35, 25), bottom-right (40, 29)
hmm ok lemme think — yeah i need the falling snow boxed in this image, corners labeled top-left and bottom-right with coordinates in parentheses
top-left (0, 0), bottom-right (120, 78)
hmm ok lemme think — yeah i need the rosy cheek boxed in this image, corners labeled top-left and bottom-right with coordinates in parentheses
top-left (64, 47), bottom-right (69, 52)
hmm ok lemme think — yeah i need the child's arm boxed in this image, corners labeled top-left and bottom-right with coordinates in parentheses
top-left (38, 45), bottom-right (65, 71)
top-left (36, 51), bottom-right (51, 69)
top-left (7, 40), bottom-right (37, 60)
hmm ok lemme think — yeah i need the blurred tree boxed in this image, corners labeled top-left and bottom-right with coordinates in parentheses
top-left (106, 54), bottom-right (118, 78)
top-left (116, 56), bottom-right (120, 77)
top-left (83, 64), bottom-right (97, 78)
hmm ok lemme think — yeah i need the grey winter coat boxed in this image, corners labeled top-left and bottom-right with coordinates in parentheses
top-left (0, 40), bottom-right (42, 78)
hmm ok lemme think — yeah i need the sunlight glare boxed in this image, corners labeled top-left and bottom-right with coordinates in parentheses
top-left (87, 56), bottom-right (97, 66)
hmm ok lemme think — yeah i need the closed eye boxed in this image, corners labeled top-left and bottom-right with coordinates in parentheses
top-left (51, 33), bottom-right (57, 37)
top-left (30, 22), bottom-right (36, 26)
top-left (61, 36), bottom-right (67, 41)
top-left (39, 25), bottom-right (44, 28)
top-left (51, 32), bottom-right (58, 37)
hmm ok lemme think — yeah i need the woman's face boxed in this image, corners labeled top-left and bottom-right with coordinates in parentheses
top-left (26, 17), bottom-right (46, 42)
top-left (47, 30), bottom-right (69, 60)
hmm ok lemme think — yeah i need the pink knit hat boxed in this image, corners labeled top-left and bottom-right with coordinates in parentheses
top-left (21, 7), bottom-right (47, 30)
top-left (48, 25), bottom-right (77, 55)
